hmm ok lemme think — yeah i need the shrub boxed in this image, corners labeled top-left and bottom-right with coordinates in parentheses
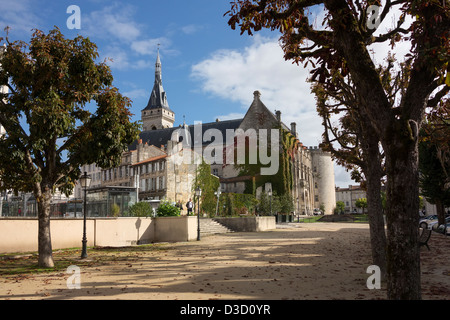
top-left (128, 202), bottom-right (153, 217)
top-left (111, 203), bottom-right (121, 217)
top-left (156, 200), bottom-right (181, 217)
top-left (218, 193), bottom-right (258, 216)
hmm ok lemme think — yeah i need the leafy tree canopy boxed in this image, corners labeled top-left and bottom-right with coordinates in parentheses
top-left (0, 27), bottom-right (140, 196)
top-left (0, 27), bottom-right (140, 268)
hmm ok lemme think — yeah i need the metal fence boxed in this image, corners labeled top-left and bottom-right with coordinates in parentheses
top-left (0, 199), bottom-right (83, 217)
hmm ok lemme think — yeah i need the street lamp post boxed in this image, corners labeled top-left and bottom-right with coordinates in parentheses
top-left (80, 172), bottom-right (91, 259)
top-left (214, 187), bottom-right (221, 216)
top-left (268, 189), bottom-right (272, 217)
top-left (195, 187), bottom-right (202, 241)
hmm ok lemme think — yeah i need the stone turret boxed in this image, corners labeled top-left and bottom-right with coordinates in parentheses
top-left (309, 146), bottom-right (336, 215)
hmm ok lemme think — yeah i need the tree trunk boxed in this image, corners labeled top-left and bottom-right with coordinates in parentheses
top-left (384, 127), bottom-right (421, 300)
top-left (435, 199), bottom-right (446, 226)
top-left (359, 108), bottom-right (387, 279)
top-left (37, 187), bottom-right (54, 268)
top-left (365, 153), bottom-right (387, 279)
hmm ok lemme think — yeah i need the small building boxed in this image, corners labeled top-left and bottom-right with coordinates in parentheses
top-left (335, 185), bottom-right (367, 213)
top-left (86, 186), bottom-right (137, 217)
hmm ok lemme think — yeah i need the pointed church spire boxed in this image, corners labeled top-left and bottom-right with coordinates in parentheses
top-left (141, 46), bottom-right (175, 131)
top-left (143, 46), bottom-right (172, 112)
top-left (155, 44), bottom-right (162, 84)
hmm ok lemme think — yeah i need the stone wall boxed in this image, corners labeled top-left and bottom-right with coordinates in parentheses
top-left (213, 216), bottom-right (276, 232)
top-left (0, 216), bottom-right (197, 254)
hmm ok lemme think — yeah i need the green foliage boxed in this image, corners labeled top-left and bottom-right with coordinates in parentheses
top-left (335, 201), bottom-right (345, 214)
top-left (192, 160), bottom-right (220, 215)
top-left (280, 128), bottom-right (299, 195)
top-left (355, 198), bottom-right (368, 213)
top-left (279, 193), bottom-right (294, 213)
top-left (256, 190), bottom-right (281, 215)
top-left (217, 192), bottom-right (258, 217)
top-left (232, 126), bottom-right (299, 197)
top-left (222, 193), bottom-right (234, 216)
top-left (156, 200), bottom-right (180, 217)
top-left (127, 202), bottom-right (153, 217)
top-left (110, 203), bottom-right (120, 217)
top-left (234, 193), bottom-right (258, 215)
top-left (319, 203), bottom-right (326, 213)
top-left (256, 191), bottom-right (270, 215)
top-left (419, 131), bottom-right (450, 208)
top-left (0, 27), bottom-right (140, 267)
top-left (0, 27), bottom-right (140, 195)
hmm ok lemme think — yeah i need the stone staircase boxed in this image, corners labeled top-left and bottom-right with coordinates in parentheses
top-left (200, 218), bottom-right (234, 237)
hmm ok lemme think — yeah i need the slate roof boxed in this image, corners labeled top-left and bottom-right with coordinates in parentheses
top-left (143, 50), bottom-right (173, 113)
top-left (129, 118), bottom-right (243, 151)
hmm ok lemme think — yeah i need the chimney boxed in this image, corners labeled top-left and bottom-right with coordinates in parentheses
top-left (290, 122), bottom-right (297, 137)
top-left (275, 110), bottom-right (281, 124)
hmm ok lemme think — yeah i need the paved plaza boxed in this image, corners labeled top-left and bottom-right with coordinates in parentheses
top-left (1, 223), bottom-right (449, 300)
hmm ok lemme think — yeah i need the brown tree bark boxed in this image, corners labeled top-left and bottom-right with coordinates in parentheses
top-left (362, 131), bottom-right (387, 279)
top-left (435, 199), bottom-right (446, 227)
top-left (37, 186), bottom-right (54, 268)
top-left (383, 123), bottom-right (421, 299)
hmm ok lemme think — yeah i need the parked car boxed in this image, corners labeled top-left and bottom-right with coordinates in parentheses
top-left (428, 216), bottom-right (450, 231)
top-left (431, 222), bottom-right (449, 235)
top-left (313, 208), bottom-right (322, 215)
top-left (419, 215), bottom-right (438, 229)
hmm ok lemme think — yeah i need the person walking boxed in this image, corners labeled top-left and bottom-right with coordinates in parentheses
top-left (186, 198), bottom-right (193, 215)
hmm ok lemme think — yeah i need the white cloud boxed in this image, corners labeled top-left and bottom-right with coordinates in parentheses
top-left (334, 164), bottom-right (354, 188)
top-left (81, 4), bottom-right (178, 70)
top-left (101, 45), bottom-right (151, 71)
top-left (214, 112), bottom-right (246, 121)
top-left (130, 37), bottom-right (176, 56)
top-left (0, 0), bottom-right (41, 36)
top-left (191, 35), bottom-right (319, 143)
top-left (181, 24), bottom-right (203, 35)
top-left (368, 2), bottom-right (414, 67)
top-left (123, 88), bottom-right (148, 100)
top-left (83, 4), bottom-right (141, 42)
top-left (131, 39), bottom-right (162, 55)
top-left (191, 35), bottom-right (355, 187)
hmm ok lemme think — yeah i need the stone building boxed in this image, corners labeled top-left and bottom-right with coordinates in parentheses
top-left (335, 184), bottom-right (367, 213)
top-left (75, 51), bottom-right (337, 215)
top-left (309, 146), bottom-right (336, 214)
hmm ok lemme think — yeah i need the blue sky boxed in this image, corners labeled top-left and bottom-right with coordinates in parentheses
top-left (0, 0), bottom-right (375, 187)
